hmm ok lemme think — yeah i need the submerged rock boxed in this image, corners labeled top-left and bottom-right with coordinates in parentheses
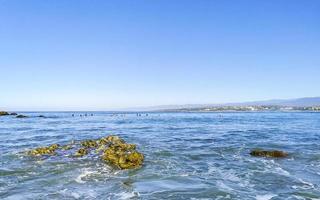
top-left (61, 144), bottom-right (73, 150)
top-left (0, 111), bottom-right (9, 116)
top-left (26, 135), bottom-right (144, 170)
top-left (250, 149), bottom-right (288, 158)
top-left (16, 115), bottom-right (28, 118)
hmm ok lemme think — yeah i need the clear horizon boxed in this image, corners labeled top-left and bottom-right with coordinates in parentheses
top-left (1, 0), bottom-right (319, 111)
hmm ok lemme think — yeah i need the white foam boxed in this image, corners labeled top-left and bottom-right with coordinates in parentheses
top-left (207, 165), bottom-right (240, 182)
top-left (207, 164), bottom-right (253, 189)
top-left (292, 178), bottom-right (315, 190)
top-left (216, 181), bottom-right (233, 191)
top-left (292, 195), bottom-right (305, 200)
top-left (58, 188), bottom-right (97, 199)
top-left (180, 173), bottom-right (189, 177)
top-left (115, 191), bottom-right (139, 200)
top-left (58, 189), bottom-right (81, 199)
top-left (70, 192), bottom-right (81, 199)
top-left (75, 168), bottom-right (94, 183)
top-left (274, 167), bottom-right (290, 176)
top-left (299, 178), bottom-right (314, 186)
top-left (292, 195), bottom-right (320, 200)
top-left (256, 194), bottom-right (277, 200)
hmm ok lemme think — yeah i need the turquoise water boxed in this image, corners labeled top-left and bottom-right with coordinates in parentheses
top-left (0, 112), bottom-right (320, 200)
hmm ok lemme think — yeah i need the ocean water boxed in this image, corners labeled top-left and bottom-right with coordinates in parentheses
top-left (0, 112), bottom-right (320, 200)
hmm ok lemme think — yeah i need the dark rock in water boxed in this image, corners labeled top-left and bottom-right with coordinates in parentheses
top-left (38, 115), bottom-right (45, 118)
top-left (250, 149), bottom-right (288, 158)
top-left (16, 115), bottom-right (28, 118)
top-left (10, 112), bottom-right (18, 115)
top-left (0, 111), bottom-right (9, 116)
top-left (26, 135), bottom-right (144, 170)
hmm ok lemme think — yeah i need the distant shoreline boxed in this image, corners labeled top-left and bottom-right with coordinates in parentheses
top-left (156, 105), bottom-right (320, 113)
top-left (2, 109), bottom-right (320, 114)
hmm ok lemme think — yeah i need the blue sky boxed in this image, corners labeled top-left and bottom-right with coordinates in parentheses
top-left (0, 0), bottom-right (319, 110)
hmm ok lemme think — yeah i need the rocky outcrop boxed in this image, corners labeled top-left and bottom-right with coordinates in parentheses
top-left (27, 135), bottom-right (144, 170)
top-left (0, 111), bottom-right (9, 116)
top-left (101, 136), bottom-right (144, 169)
top-left (81, 140), bottom-right (98, 148)
top-left (28, 144), bottom-right (60, 156)
top-left (250, 149), bottom-right (288, 158)
top-left (75, 148), bottom-right (88, 157)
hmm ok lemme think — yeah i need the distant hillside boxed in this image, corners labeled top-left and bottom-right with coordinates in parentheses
top-left (125, 97), bottom-right (320, 111)
top-left (226, 97), bottom-right (320, 107)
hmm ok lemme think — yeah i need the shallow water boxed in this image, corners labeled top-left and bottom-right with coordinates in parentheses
top-left (0, 112), bottom-right (320, 200)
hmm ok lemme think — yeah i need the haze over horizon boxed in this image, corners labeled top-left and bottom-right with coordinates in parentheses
top-left (1, 96), bottom-right (320, 112)
top-left (1, 0), bottom-right (319, 110)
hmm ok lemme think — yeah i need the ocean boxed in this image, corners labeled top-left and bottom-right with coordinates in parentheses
top-left (0, 112), bottom-right (319, 199)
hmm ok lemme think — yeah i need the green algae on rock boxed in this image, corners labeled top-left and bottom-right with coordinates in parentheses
top-left (250, 149), bottom-right (288, 158)
top-left (26, 135), bottom-right (144, 170)
top-left (0, 111), bottom-right (9, 116)
top-left (81, 139), bottom-right (98, 148)
top-left (101, 141), bottom-right (143, 169)
top-left (28, 144), bottom-right (60, 156)
top-left (99, 136), bottom-right (144, 169)
top-left (75, 148), bottom-right (89, 157)
top-left (98, 135), bottom-right (125, 145)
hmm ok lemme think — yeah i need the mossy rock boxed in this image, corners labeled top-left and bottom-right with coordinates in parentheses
top-left (0, 111), bottom-right (9, 116)
top-left (16, 115), bottom-right (28, 118)
top-left (97, 135), bottom-right (125, 145)
top-left (95, 144), bottom-right (107, 153)
top-left (75, 148), bottom-right (89, 157)
top-left (81, 140), bottom-right (98, 148)
top-left (27, 135), bottom-right (144, 170)
top-left (102, 143), bottom-right (143, 169)
top-left (118, 151), bottom-right (144, 169)
top-left (50, 144), bottom-right (60, 150)
top-left (28, 144), bottom-right (60, 156)
top-left (250, 149), bottom-right (288, 158)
